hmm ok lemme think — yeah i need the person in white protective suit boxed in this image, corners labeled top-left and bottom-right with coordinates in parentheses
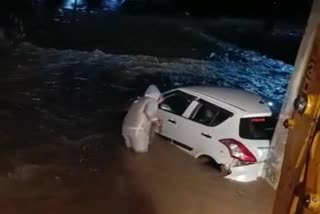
top-left (122, 85), bottom-right (163, 153)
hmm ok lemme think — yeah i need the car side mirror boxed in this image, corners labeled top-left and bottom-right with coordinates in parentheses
top-left (160, 103), bottom-right (172, 112)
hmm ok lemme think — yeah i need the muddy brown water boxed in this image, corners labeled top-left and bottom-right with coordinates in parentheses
top-left (0, 134), bottom-right (274, 214)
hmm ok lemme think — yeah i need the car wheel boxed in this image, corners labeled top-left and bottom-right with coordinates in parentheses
top-left (197, 155), bottom-right (220, 169)
top-left (198, 156), bottom-right (231, 175)
top-left (197, 155), bottom-right (211, 164)
top-left (219, 164), bottom-right (231, 176)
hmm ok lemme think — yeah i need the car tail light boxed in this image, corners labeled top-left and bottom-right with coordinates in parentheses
top-left (219, 139), bottom-right (257, 163)
top-left (250, 117), bottom-right (266, 122)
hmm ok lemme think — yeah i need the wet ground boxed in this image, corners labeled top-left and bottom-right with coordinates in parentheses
top-left (0, 137), bottom-right (274, 214)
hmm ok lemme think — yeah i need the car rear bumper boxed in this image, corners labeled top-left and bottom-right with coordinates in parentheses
top-left (225, 162), bottom-right (264, 182)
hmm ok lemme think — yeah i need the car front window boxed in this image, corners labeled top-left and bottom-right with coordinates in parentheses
top-left (159, 90), bottom-right (195, 116)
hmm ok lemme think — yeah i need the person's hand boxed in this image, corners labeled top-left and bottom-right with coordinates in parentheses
top-left (157, 96), bottom-right (164, 104)
top-left (155, 119), bottom-right (163, 126)
top-left (153, 119), bottom-right (163, 133)
top-left (152, 119), bottom-right (162, 131)
top-left (150, 119), bottom-right (161, 134)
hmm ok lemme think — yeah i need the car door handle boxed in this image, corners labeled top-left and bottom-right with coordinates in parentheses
top-left (201, 133), bottom-right (212, 139)
top-left (168, 119), bottom-right (176, 124)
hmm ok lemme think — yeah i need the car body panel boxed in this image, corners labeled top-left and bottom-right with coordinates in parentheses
top-left (225, 162), bottom-right (265, 182)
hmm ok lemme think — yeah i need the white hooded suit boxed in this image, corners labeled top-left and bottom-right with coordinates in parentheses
top-left (122, 85), bottom-right (161, 153)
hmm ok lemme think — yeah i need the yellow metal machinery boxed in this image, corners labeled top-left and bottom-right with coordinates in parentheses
top-left (272, 2), bottom-right (320, 212)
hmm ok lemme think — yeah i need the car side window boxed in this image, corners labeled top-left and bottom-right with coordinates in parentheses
top-left (159, 90), bottom-right (195, 116)
top-left (191, 99), bottom-right (233, 127)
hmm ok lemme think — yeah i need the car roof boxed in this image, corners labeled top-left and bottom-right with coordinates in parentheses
top-left (181, 86), bottom-right (271, 114)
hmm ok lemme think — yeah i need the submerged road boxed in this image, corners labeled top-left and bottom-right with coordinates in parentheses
top-left (0, 136), bottom-right (274, 214)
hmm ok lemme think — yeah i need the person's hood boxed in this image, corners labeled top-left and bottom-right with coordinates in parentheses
top-left (144, 85), bottom-right (161, 100)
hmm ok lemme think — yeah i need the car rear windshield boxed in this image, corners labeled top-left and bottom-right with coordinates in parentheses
top-left (239, 116), bottom-right (277, 140)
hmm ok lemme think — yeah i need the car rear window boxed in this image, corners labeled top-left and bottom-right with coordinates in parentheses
top-left (239, 117), bottom-right (277, 140)
top-left (191, 99), bottom-right (233, 127)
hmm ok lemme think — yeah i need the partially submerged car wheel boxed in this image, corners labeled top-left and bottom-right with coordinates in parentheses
top-left (219, 164), bottom-right (231, 176)
top-left (197, 155), bottom-right (231, 176)
top-left (197, 155), bottom-right (211, 164)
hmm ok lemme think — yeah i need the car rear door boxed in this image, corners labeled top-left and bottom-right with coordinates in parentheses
top-left (184, 99), bottom-right (234, 158)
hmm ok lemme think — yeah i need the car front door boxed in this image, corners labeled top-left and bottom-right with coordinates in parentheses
top-left (158, 90), bottom-right (196, 146)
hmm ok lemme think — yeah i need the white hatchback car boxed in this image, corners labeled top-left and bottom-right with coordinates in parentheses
top-left (157, 86), bottom-right (276, 182)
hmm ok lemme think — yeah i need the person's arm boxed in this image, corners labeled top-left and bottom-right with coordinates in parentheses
top-left (144, 101), bottom-right (159, 122)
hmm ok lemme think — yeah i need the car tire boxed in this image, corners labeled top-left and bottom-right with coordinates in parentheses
top-left (197, 155), bottom-right (211, 164)
top-left (198, 156), bottom-right (231, 176)
top-left (219, 164), bottom-right (231, 176)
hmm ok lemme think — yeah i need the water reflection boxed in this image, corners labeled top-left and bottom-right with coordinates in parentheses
top-left (102, 0), bottom-right (127, 11)
top-left (63, 0), bottom-right (126, 11)
top-left (63, 0), bottom-right (85, 10)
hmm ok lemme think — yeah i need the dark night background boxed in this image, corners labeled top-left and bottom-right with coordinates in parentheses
top-left (0, 0), bottom-right (313, 65)
top-left (1, 0), bottom-right (313, 22)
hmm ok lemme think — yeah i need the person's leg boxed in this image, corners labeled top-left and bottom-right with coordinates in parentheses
top-left (149, 124), bottom-right (155, 144)
top-left (132, 131), bottom-right (150, 153)
top-left (122, 134), bottom-right (132, 149)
